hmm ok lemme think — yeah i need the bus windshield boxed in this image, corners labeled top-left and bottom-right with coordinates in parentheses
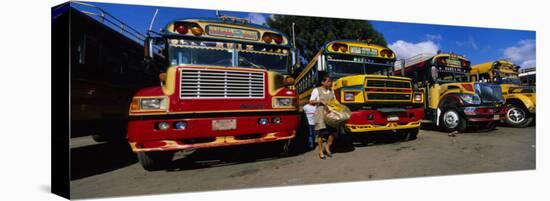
top-left (436, 71), bottom-right (470, 83)
top-left (167, 39), bottom-right (289, 73)
top-left (326, 54), bottom-right (393, 78)
top-left (238, 51), bottom-right (289, 74)
top-left (169, 45), bottom-right (233, 67)
top-left (497, 74), bottom-right (522, 85)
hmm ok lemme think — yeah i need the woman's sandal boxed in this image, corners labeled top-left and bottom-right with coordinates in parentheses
top-left (319, 154), bottom-right (326, 160)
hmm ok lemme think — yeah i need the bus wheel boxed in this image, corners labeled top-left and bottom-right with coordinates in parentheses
top-left (279, 139), bottom-right (291, 157)
top-left (483, 121), bottom-right (497, 131)
top-left (440, 107), bottom-right (466, 132)
top-left (137, 151), bottom-right (174, 171)
top-left (505, 104), bottom-right (533, 128)
top-left (400, 128), bottom-right (419, 141)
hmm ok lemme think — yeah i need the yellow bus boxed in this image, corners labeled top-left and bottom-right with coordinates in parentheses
top-left (396, 53), bottom-right (506, 132)
top-left (295, 40), bottom-right (424, 141)
top-left (471, 59), bottom-right (535, 127)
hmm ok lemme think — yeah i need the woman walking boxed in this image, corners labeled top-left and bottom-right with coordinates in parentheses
top-left (309, 74), bottom-right (338, 159)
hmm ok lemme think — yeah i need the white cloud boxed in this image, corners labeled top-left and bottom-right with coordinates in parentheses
top-left (456, 35), bottom-right (478, 50)
top-left (503, 39), bottom-right (536, 68)
top-left (520, 60), bottom-right (536, 68)
top-left (248, 13), bottom-right (268, 25)
top-left (388, 40), bottom-right (440, 60)
top-left (426, 34), bottom-right (443, 41)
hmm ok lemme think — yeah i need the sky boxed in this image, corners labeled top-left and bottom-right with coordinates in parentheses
top-left (69, 1), bottom-right (536, 68)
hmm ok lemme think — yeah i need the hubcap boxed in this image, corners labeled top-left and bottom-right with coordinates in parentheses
top-left (443, 110), bottom-right (460, 129)
top-left (507, 107), bottom-right (526, 124)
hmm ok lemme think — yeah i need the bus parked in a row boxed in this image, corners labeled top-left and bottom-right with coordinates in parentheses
top-left (471, 59), bottom-right (536, 127)
top-left (395, 53), bottom-right (506, 132)
top-left (295, 40), bottom-right (424, 141)
top-left (128, 15), bottom-right (300, 170)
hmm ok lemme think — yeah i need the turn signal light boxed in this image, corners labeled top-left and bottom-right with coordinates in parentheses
top-left (262, 34), bottom-right (272, 43)
top-left (331, 43), bottom-right (348, 52)
top-left (190, 25), bottom-right (204, 36)
top-left (380, 49), bottom-right (394, 58)
top-left (273, 35), bottom-right (283, 44)
top-left (174, 22), bottom-right (188, 34)
top-left (130, 98), bottom-right (140, 111)
top-left (174, 22), bottom-right (203, 36)
top-left (262, 32), bottom-right (283, 44)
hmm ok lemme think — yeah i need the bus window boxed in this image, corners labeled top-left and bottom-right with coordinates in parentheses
top-left (169, 45), bottom-right (233, 67)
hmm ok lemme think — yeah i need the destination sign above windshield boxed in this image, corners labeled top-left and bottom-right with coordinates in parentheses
top-left (205, 25), bottom-right (260, 41)
top-left (349, 46), bottom-right (378, 57)
top-left (437, 66), bottom-right (469, 73)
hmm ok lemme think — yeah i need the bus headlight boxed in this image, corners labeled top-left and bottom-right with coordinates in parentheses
top-left (140, 98), bottom-right (168, 110)
top-left (413, 93), bottom-right (423, 103)
top-left (131, 97), bottom-right (168, 111)
top-left (459, 94), bottom-right (481, 105)
top-left (273, 97), bottom-right (295, 108)
top-left (344, 92), bottom-right (356, 101)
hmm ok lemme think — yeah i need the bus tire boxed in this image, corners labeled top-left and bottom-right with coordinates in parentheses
top-left (401, 128), bottom-right (419, 141)
top-left (137, 151), bottom-right (174, 171)
top-left (279, 139), bottom-right (291, 157)
top-left (505, 104), bottom-right (533, 128)
top-left (483, 121), bottom-right (498, 131)
top-left (440, 107), bottom-right (466, 132)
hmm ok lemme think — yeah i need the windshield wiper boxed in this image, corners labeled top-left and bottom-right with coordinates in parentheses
top-left (239, 57), bottom-right (266, 69)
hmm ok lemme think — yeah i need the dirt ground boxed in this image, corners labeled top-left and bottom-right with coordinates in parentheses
top-left (70, 126), bottom-right (535, 199)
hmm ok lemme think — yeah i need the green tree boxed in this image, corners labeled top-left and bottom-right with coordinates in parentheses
top-left (267, 15), bottom-right (387, 63)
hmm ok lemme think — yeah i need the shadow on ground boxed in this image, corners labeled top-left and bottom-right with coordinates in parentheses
top-left (164, 142), bottom-right (290, 172)
top-left (71, 141), bottom-right (137, 180)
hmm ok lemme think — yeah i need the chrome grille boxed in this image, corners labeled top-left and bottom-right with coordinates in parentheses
top-left (365, 79), bottom-right (411, 101)
top-left (366, 80), bottom-right (410, 88)
top-left (179, 68), bottom-right (265, 99)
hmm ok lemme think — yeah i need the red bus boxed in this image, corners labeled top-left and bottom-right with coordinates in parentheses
top-left (128, 15), bottom-right (299, 170)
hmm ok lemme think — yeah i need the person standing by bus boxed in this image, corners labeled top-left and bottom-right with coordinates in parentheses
top-left (303, 102), bottom-right (317, 149)
top-left (309, 74), bottom-right (337, 159)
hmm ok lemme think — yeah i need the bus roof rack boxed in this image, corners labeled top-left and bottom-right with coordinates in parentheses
top-left (216, 10), bottom-right (249, 24)
top-left (71, 1), bottom-right (147, 43)
top-left (395, 53), bottom-right (436, 70)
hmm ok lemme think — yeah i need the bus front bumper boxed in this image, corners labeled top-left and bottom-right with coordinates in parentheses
top-left (127, 114), bottom-right (298, 153)
top-left (460, 105), bottom-right (507, 122)
top-left (344, 107), bottom-right (424, 133)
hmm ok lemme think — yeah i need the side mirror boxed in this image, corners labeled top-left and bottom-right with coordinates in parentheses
top-left (144, 37), bottom-right (154, 61)
top-left (430, 66), bottom-right (438, 83)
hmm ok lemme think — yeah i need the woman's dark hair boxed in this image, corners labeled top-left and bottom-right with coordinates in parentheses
top-left (318, 72), bottom-right (331, 86)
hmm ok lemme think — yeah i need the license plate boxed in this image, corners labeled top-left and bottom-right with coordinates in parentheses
top-left (493, 115), bottom-right (500, 120)
top-left (387, 116), bottom-right (399, 122)
top-left (212, 119), bottom-right (237, 131)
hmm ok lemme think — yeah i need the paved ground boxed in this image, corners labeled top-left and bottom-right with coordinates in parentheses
top-left (70, 126), bottom-right (535, 199)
